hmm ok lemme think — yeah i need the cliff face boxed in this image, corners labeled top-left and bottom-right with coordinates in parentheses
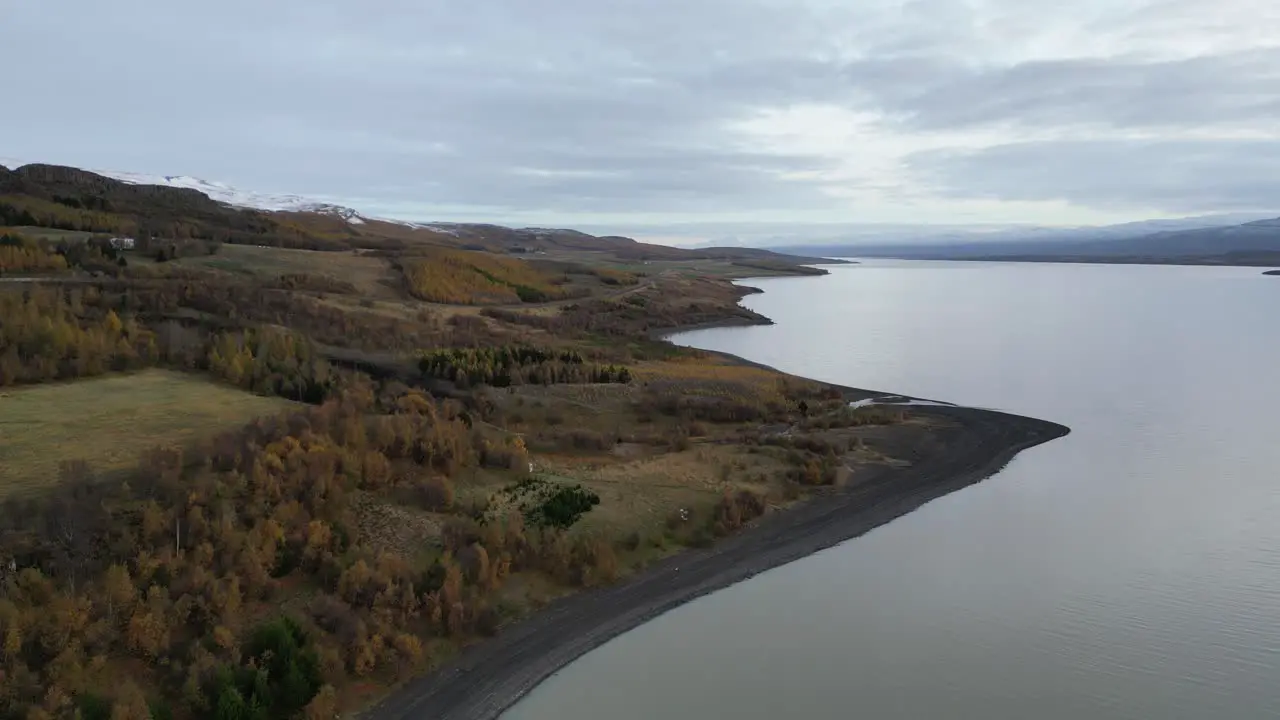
top-left (0, 164), bottom-right (45, 196)
top-left (12, 164), bottom-right (228, 214)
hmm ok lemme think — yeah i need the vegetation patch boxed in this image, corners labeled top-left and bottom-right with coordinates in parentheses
top-left (0, 370), bottom-right (293, 497)
top-left (0, 229), bottom-right (69, 273)
top-left (177, 244), bottom-right (395, 297)
top-left (420, 346), bottom-right (631, 387)
top-left (204, 617), bottom-right (324, 720)
top-left (589, 267), bottom-right (640, 286)
top-left (494, 476), bottom-right (602, 530)
top-left (401, 247), bottom-right (576, 304)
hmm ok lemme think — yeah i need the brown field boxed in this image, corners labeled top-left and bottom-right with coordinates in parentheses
top-left (0, 370), bottom-right (294, 497)
top-left (485, 364), bottom-right (880, 551)
top-left (177, 244), bottom-right (399, 296)
top-left (546, 445), bottom-right (788, 536)
top-left (4, 225), bottom-right (97, 243)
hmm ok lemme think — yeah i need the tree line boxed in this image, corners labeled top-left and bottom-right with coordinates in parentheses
top-left (0, 286), bottom-right (157, 386)
top-left (0, 285), bottom-right (342, 408)
top-left (0, 232), bottom-right (68, 274)
top-left (419, 346), bottom-right (631, 388)
top-left (0, 195), bottom-right (128, 236)
top-left (97, 274), bottom-right (517, 353)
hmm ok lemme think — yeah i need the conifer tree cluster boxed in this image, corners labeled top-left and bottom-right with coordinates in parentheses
top-left (419, 346), bottom-right (631, 387)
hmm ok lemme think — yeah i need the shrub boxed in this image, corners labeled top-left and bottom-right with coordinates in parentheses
top-left (712, 489), bottom-right (768, 536)
top-left (559, 429), bottom-right (610, 452)
top-left (528, 485), bottom-right (601, 529)
top-left (418, 476), bottom-right (456, 511)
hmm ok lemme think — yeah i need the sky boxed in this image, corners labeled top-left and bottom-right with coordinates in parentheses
top-left (4, 0), bottom-right (1280, 241)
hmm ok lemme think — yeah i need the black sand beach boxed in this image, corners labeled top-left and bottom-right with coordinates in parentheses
top-left (365, 387), bottom-right (1068, 720)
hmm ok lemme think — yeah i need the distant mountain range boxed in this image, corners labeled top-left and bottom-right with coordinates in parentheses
top-left (6, 157), bottom-right (1275, 269)
top-left (773, 214), bottom-right (1280, 266)
top-left (0, 160), bottom-right (838, 270)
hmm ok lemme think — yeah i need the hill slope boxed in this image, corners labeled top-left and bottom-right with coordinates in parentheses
top-left (0, 161), bottom-right (837, 269)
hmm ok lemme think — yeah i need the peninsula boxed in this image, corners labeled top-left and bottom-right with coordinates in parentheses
top-left (0, 162), bottom-right (1066, 720)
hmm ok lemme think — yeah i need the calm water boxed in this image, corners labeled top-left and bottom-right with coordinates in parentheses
top-left (505, 260), bottom-right (1280, 720)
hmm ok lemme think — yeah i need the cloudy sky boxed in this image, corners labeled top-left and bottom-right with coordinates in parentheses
top-left (5, 0), bottom-right (1280, 238)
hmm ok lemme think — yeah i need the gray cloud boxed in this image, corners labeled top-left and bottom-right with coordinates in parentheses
top-left (910, 139), bottom-right (1280, 212)
top-left (4, 0), bottom-right (1279, 225)
top-left (844, 49), bottom-right (1280, 131)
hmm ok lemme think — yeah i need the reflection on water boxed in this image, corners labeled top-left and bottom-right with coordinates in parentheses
top-left (505, 261), bottom-right (1280, 720)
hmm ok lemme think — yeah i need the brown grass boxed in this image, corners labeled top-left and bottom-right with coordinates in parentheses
top-left (637, 355), bottom-right (795, 385)
top-left (177, 244), bottom-right (399, 297)
top-left (535, 445), bottom-right (788, 540)
top-left (4, 225), bottom-right (97, 243)
top-left (0, 370), bottom-right (294, 497)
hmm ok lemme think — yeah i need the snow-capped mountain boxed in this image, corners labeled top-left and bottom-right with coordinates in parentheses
top-left (1, 156), bottom-right (368, 224)
top-left (100, 169), bottom-right (367, 223)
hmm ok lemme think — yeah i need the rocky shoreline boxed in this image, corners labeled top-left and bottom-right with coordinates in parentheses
top-left (365, 383), bottom-right (1069, 720)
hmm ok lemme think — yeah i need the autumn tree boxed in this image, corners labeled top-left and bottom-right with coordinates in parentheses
top-left (109, 680), bottom-right (152, 720)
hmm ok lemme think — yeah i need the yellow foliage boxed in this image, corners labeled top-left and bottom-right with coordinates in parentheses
top-left (401, 247), bottom-right (568, 304)
top-left (0, 196), bottom-right (134, 235)
top-left (125, 607), bottom-right (169, 660)
top-left (591, 267), bottom-right (639, 286)
top-left (109, 680), bottom-right (151, 720)
top-left (0, 239), bottom-right (68, 273)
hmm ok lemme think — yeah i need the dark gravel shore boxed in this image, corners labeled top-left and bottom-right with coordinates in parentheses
top-left (365, 400), bottom-right (1069, 720)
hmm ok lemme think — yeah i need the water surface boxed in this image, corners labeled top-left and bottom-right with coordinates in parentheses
top-left (506, 260), bottom-right (1280, 720)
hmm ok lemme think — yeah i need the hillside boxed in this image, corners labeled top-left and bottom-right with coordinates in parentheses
top-left (0, 162), bottom-right (835, 271)
top-left (0, 162), bottom-right (924, 720)
top-left (0, 162), bottom-right (374, 251)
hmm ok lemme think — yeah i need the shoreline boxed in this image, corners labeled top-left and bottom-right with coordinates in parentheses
top-left (367, 305), bottom-right (1070, 719)
top-left (369, 404), bottom-right (1067, 720)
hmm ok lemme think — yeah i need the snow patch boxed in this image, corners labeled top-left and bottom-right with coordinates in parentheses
top-left (92, 167), bottom-right (374, 226)
top-left (99, 169), bottom-right (321, 212)
top-left (0, 158), bottom-right (452, 231)
top-left (412, 224), bottom-right (463, 236)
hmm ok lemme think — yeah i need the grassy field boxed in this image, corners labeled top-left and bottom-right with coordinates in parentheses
top-left (0, 370), bottom-right (294, 497)
top-left (4, 225), bottom-right (97, 243)
top-left (176, 244), bottom-right (399, 296)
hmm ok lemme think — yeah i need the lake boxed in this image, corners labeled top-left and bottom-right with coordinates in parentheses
top-left (504, 260), bottom-right (1280, 720)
